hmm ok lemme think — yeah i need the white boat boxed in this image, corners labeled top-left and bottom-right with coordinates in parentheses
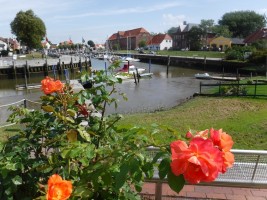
top-left (116, 64), bottom-right (146, 75)
top-left (194, 73), bottom-right (211, 79)
top-left (121, 57), bottom-right (140, 63)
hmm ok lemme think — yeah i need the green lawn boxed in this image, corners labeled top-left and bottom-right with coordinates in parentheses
top-left (118, 96), bottom-right (267, 150)
top-left (2, 96), bottom-right (267, 150)
top-left (117, 50), bottom-right (225, 58)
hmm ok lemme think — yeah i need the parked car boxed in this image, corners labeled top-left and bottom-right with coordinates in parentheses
top-left (138, 49), bottom-right (145, 54)
top-left (148, 51), bottom-right (156, 55)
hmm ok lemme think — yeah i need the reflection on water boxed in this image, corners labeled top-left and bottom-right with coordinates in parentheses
top-left (0, 58), bottom-right (205, 98)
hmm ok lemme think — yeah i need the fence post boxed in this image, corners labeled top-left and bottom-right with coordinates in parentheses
top-left (254, 80), bottom-right (257, 97)
top-left (155, 182), bottom-right (162, 200)
top-left (219, 82), bottom-right (221, 95)
top-left (24, 99), bottom-right (27, 108)
top-left (237, 80), bottom-right (240, 97)
top-left (251, 155), bottom-right (260, 181)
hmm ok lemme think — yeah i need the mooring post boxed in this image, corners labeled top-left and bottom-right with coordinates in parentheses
top-left (24, 61), bottom-right (28, 89)
top-left (57, 58), bottom-right (62, 76)
top-left (104, 61), bottom-right (107, 75)
top-left (149, 59), bottom-right (151, 73)
top-left (135, 68), bottom-right (140, 83)
top-left (13, 61), bottom-right (17, 86)
top-left (167, 55), bottom-right (170, 77)
top-left (78, 57), bottom-right (82, 72)
top-left (204, 55), bottom-right (206, 70)
top-left (43, 58), bottom-right (48, 77)
top-left (133, 72), bottom-right (137, 85)
top-left (53, 65), bottom-right (57, 79)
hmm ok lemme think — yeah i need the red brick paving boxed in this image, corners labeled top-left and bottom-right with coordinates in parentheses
top-left (141, 182), bottom-right (267, 199)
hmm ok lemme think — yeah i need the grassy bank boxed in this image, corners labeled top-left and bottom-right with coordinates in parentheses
top-left (1, 96), bottom-right (267, 150)
top-left (118, 96), bottom-right (267, 150)
top-left (117, 50), bottom-right (224, 58)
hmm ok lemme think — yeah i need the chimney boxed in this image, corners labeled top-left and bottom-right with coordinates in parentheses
top-left (183, 21), bottom-right (187, 25)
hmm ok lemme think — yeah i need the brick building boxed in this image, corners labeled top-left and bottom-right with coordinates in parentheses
top-left (107, 27), bottom-right (151, 51)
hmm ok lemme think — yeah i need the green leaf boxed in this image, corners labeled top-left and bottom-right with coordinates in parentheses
top-left (78, 127), bottom-right (91, 142)
top-left (167, 170), bottom-right (185, 194)
top-left (67, 109), bottom-right (77, 117)
top-left (42, 105), bottom-right (54, 112)
top-left (102, 173), bottom-right (112, 185)
top-left (12, 175), bottom-right (22, 185)
top-left (115, 163), bottom-right (129, 190)
top-left (66, 117), bottom-right (75, 123)
top-left (158, 158), bottom-right (171, 179)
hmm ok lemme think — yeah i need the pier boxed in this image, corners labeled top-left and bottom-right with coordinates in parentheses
top-left (0, 55), bottom-right (91, 79)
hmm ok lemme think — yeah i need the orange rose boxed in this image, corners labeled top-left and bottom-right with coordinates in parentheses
top-left (210, 128), bottom-right (235, 173)
top-left (46, 174), bottom-right (72, 200)
top-left (170, 137), bottom-right (223, 184)
top-left (41, 77), bottom-right (64, 95)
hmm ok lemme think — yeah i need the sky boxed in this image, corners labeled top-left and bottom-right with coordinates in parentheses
top-left (1, 0), bottom-right (266, 45)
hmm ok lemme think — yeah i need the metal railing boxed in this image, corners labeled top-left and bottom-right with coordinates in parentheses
top-left (142, 147), bottom-right (267, 199)
top-left (0, 99), bottom-right (42, 128)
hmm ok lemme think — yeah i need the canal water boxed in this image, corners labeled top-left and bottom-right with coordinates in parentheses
top-left (0, 58), bottom-right (215, 124)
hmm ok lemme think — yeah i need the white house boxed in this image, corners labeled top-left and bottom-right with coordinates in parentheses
top-left (147, 34), bottom-right (173, 51)
top-left (0, 40), bottom-right (7, 51)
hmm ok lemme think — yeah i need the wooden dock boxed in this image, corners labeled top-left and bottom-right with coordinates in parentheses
top-left (210, 76), bottom-right (239, 81)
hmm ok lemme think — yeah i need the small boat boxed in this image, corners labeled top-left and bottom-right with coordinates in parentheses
top-left (139, 72), bottom-right (153, 78)
top-left (121, 57), bottom-right (140, 63)
top-left (117, 64), bottom-right (145, 75)
top-left (194, 73), bottom-right (211, 79)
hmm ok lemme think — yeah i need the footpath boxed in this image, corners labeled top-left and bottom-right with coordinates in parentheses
top-left (141, 182), bottom-right (267, 200)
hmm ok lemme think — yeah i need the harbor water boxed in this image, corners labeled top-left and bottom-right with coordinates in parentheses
top-left (0, 57), bottom-right (215, 125)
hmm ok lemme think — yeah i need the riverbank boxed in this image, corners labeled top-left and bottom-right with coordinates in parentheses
top-left (119, 96), bottom-right (267, 150)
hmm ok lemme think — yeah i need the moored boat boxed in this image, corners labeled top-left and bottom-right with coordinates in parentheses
top-left (194, 73), bottom-right (211, 79)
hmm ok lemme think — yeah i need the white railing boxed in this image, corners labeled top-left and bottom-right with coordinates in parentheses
top-left (143, 147), bottom-right (267, 200)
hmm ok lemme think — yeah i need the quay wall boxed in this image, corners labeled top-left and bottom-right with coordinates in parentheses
top-left (118, 53), bottom-right (253, 74)
top-left (0, 56), bottom-right (91, 79)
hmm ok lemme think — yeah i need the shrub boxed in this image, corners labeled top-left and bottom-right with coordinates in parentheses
top-left (0, 62), bottom-right (235, 199)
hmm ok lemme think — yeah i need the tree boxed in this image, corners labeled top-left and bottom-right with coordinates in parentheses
top-left (138, 40), bottom-right (147, 48)
top-left (10, 10), bottom-right (46, 50)
top-left (218, 11), bottom-right (266, 38)
top-left (167, 27), bottom-right (178, 35)
top-left (187, 27), bottom-right (203, 50)
top-left (212, 25), bottom-right (232, 38)
top-left (199, 19), bottom-right (214, 46)
top-left (87, 40), bottom-right (95, 48)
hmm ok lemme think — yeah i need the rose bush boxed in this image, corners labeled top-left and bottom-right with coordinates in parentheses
top-left (0, 62), bottom-right (234, 199)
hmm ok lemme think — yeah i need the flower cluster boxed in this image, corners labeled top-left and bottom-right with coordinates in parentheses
top-left (41, 76), bottom-right (64, 94)
top-left (46, 174), bottom-right (72, 200)
top-left (170, 128), bottom-right (234, 184)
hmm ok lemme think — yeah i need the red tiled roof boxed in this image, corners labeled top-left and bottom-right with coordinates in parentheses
top-left (108, 27), bottom-right (149, 40)
top-left (147, 34), bottom-right (172, 45)
top-left (108, 33), bottom-right (117, 40)
top-left (244, 28), bottom-right (267, 43)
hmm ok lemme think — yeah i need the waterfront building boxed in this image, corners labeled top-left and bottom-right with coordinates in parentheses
top-left (209, 36), bottom-right (244, 51)
top-left (107, 27), bottom-right (151, 51)
top-left (147, 34), bottom-right (173, 51)
top-left (244, 27), bottom-right (267, 44)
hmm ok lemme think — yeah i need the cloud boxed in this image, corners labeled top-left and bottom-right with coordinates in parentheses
top-left (258, 8), bottom-right (267, 15)
top-left (162, 14), bottom-right (186, 26)
top-left (54, 2), bottom-right (182, 20)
